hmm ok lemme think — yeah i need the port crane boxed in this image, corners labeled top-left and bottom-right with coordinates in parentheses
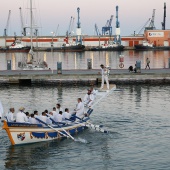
top-left (161, 2), bottom-right (166, 30)
top-left (19, 7), bottom-right (27, 36)
top-left (114, 6), bottom-right (121, 44)
top-left (76, 7), bottom-right (82, 45)
top-left (3, 10), bottom-right (11, 36)
top-left (145, 9), bottom-right (156, 30)
top-left (102, 15), bottom-right (113, 36)
top-left (67, 16), bottom-right (75, 36)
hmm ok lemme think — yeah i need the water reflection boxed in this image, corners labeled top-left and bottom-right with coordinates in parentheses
top-left (1, 50), bottom-right (170, 70)
top-left (4, 141), bottom-right (62, 169)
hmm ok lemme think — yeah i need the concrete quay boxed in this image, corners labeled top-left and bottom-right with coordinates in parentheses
top-left (0, 69), bottom-right (170, 85)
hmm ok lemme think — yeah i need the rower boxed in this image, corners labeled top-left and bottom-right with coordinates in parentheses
top-left (0, 100), bottom-right (3, 119)
top-left (62, 108), bottom-right (72, 121)
top-left (54, 111), bottom-right (63, 122)
top-left (6, 108), bottom-right (15, 122)
top-left (29, 113), bottom-right (38, 124)
top-left (16, 107), bottom-right (29, 123)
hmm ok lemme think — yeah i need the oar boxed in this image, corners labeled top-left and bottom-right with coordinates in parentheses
top-left (35, 117), bottom-right (74, 140)
top-left (70, 115), bottom-right (109, 133)
top-left (45, 115), bottom-right (75, 141)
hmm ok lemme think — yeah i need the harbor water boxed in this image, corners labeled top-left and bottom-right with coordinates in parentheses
top-left (0, 84), bottom-right (170, 170)
top-left (0, 50), bottom-right (170, 70)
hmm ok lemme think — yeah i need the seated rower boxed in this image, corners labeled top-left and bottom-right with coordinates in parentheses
top-left (16, 107), bottom-right (29, 123)
top-left (83, 89), bottom-right (94, 107)
top-left (62, 108), bottom-right (72, 121)
top-left (54, 111), bottom-right (63, 122)
top-left (6, 108), bottom-right (15, 122)
top-left (38, 112), bottom-right (48, 126)
top-left (0, 100), bottom-right (3, 119)
top-left (29, 113), bottom-right (38, 124)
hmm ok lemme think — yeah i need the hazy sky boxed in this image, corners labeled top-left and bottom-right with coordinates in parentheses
top-left (0, 0), bottom-right (169, 36)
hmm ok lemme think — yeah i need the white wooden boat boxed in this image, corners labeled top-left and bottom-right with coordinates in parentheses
top-left (2, 112), bottom-right (92, 145)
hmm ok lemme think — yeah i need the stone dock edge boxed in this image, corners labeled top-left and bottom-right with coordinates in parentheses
top-left (0, 73), bottom-right (170, 85)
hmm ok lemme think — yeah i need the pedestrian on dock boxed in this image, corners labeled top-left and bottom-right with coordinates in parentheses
top-left (145, 58), bottom-right (150, 69)
top-left (100, 64), bottom-right (109, 90)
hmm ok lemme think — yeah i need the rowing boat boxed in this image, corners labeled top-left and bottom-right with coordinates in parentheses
top-left (2, 115), bottom-right (91, 145)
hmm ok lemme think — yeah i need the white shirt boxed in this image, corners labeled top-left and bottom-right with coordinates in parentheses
top-left (56, 107), bottom-right (63, 114)
top-left (75, 102), bottom-right (84, 118)
top-left (62, 112), bottom-right (71, 120)
top-left (84, 94), bottom-right (94, 102)
top-left (0, 101), bottom-right (3, 118)
top-left (6, 112), bottom-right (14, 122)
top-left (29, 117), bottom-right (37, 124)
top-left (16, 111), bottom-right (28, 123)
top-left (39, 115), bottom-right (48, 123)
top-left (54, 114), bottom-right (63, 122)
top-left (52, 111), bottom-right (58, 117)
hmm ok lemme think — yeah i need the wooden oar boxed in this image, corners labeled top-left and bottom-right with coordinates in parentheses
top-left (70, 115), bottom-right (109, 133)
top-left (45, 115), bottom-right (75, 141)
top-left (35, 117), bottom-right (75, 140)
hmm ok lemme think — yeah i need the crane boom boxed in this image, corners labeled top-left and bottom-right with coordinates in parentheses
top-left (149, 9), bottom-right (156, 29)
top-left (19, 7), bottom-right (26, 36)
top-left (4, 10), bottom-right (11, 36)
top-left (108, 15), bottom-right (113, 27)
top-left (161, 2), bottom-right (166, 30)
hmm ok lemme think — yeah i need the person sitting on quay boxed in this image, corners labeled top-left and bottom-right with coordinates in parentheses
top-left (83, 89), bottom-right (94, 107)
top-left (6, 108), bottom-right (15, 122)
top-left (16, 107), bottom-right (29, 123)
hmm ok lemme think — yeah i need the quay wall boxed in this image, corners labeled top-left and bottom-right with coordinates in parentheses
top-left (0, 73), bottom-right (170, 85)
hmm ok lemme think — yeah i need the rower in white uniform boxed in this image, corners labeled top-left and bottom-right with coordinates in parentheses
top-left (75, 98), bottom-right (84, 119)
top-left (0, 100), bottom-right (4, 119)
top-left (6, 108), bottom-right (15, 122)
top-left (83, 89), bottom-right (94, 107)
top-left (16, 107), bottom-right (28, 123)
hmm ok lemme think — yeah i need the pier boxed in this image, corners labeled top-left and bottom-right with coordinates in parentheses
top-left (0, 69), bottom-right (170, 85)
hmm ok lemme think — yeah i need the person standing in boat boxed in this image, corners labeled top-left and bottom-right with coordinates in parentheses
top-left (0, 100), bottom-right (4, 119)
top-left (56, 103), bottom-right (63, 114)
top-left (16, 107), bottom-right (28, 123)
top-left (6, 108), bottom-right (15, 122)
top-left (100, 64), bottom-right (109, 90)
top-left (75, 98), bottom-right (84, 119)
top-left (83, 89), bottom-right (94, 107)
top-left (145, 58), bottom-right (150, 69)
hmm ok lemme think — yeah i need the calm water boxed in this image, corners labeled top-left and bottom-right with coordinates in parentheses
top-left (0, 84), bottom-right (170, 170)
top-left (0, 50), bottom-right (170, 70)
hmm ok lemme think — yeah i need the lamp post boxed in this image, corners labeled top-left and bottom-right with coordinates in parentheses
top-left (51, 32), bottom-right (54, 74)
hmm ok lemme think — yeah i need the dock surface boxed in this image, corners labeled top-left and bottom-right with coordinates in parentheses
top-left (0, 69), bottom-right (170, 85)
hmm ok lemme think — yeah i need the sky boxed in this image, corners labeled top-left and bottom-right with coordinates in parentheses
top-left (0, 0), bottom-right (169, 36)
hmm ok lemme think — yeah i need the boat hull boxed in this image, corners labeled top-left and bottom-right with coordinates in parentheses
top-left (0, 47), bottom-right (31, 53)
top-left (46, 45), bottom-right (85, 52)
top-left (90, 45), bottom-right (124, 51)
top-left (135, 45), bottom-right (170, 50)
top-left (2, 121), bottom-right (87, 145)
